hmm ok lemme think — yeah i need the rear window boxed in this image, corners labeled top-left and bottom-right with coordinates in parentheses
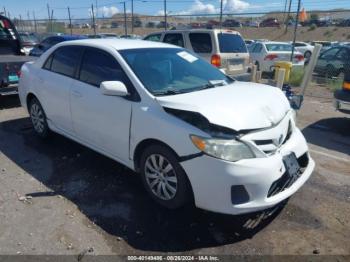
top-left (265, 44), bottom-right (292, 52)
top-left (189, 33), bottom-right (212, 53)
top-left (218, 33), bottom-right (247, 53)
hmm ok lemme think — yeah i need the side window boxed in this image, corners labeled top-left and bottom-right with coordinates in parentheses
top-left (336, 48), bottom-right (350, 61)
top-left (320, 48), bottom-right (340, 60)
top-left (252, 44), bottom-right (262, 53)
top-left (43, 54), bottom-right (53, 70)
top-left (50, 46), bottom-right (82, 77)
top-left (189, 33), bottom-right (212, 53)
top-left (144, 34), bottom-right (161, 42)
top-left (79, 48), bottom-right (130, 88)
top-left (163, 33), bottom-right (184, 47)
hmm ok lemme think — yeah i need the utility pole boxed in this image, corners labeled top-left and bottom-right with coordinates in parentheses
top-left (68, 7), bottom-right (72, 35)
top-left (219, 0), bottom-right (223, 30)
top-left (47, 4), bottom-right (51, 33)
top-left (123, 1), bottom-right (127, 36)
top-left (27, 11), bottom-right (31, 32)
top-left (131, 0), bottom-right (134, 33)
top-left (291, 0), bottom-right (301, 62)
top-left (285, 0), bottom-right (292, 33)
top-left (33, 11), bottom-right (37, 33)
top-left (19, 14), bottom-right (22, 31)
top-left (164, 0), bottom-right (167, 30)
top-left (95, 0), bottom-right (98, 33)
top-left (91, 4), bottom-right (96, 35)
top-left (3, 7), bottom-right (6, 16)
top-left (51, 10), bottom-right (54, 32)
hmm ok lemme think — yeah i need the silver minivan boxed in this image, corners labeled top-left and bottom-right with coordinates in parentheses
top-left (144, 29), bottom-right (250, 78)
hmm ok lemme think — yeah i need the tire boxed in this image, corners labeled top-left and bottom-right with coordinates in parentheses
top-left (29, 97), bottom-right (50, 138)
top-left (139, 144), bottom-right (192, 209)
top-left (304, 51), bottom-right (312, 60)
top-left (325, 64), bottom-right (336, 78)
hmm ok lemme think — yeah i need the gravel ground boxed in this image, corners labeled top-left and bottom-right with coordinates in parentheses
top-left (0, 85), bottom-right (349, 256)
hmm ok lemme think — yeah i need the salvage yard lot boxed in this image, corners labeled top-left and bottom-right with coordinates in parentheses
top-left (0, 84), bottom-right (349, 255)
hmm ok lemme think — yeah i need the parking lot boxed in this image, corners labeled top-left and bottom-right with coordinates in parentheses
top-left (0, 83), bottom-right (349, 256)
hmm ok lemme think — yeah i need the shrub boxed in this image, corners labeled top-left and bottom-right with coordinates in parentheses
top-left (289, 68), bottom-right (304, 86)
top-left (308, 24), bottom-right (317, 31)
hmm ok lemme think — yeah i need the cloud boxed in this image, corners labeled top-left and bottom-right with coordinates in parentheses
top-left (98, 6), bottom-right (119, 17)
top-left (157, 0), bottom-right (250, 16)
top-left (223, 0), bottom-right (250, 12)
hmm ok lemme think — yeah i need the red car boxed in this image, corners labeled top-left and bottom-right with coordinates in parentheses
top-left (260, 18), bottom-right (280, 27)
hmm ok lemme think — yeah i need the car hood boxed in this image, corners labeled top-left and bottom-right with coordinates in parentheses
top-left (156, 82), bottom-right (291, 131)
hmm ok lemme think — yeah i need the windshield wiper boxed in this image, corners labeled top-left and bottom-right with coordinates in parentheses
top-left (153, 89), bottom-right (183, 96)
top-left (199, 80), bottom-right (226, 90)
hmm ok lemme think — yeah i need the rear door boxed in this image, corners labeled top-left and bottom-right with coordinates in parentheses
top-left (70, 47), bottom-right (133, 163)
top-left (316, 47), bottom-right (341, 74)
top-left (39, 45), bottom-right (82, 134)
top-left (216, 32), bottom-right (249, 75)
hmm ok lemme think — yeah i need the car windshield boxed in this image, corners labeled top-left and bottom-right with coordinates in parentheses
top-left (218, 33), bottom-right (247, 53)
top-left (120, 48), bottom-right (234, 96)
top-left (20, 34), bottom-right (37, 42)
top-left (265, 44), bottom-right (292, 52)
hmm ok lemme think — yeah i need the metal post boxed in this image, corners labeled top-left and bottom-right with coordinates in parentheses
top-left (19, 15), bottom-right (22, 31)
top-left (3, 7), bottom-right (6, 17)
top-left (51, 10), bottom-right (54, 32)
top-left (290, 0), bottom-right (301, 62)
top-left (33, 11), bottom-right (37, 33)
top-left (164, 0), bottom-right (167, 30)
top-left (27, 11), bottom-right (31, 32)
top-left (68, 7), bottom-right (72, 35)
top-left (91, 4), bottom-right (96, 35)
top-left (285, 0), bottom-right (292, 33)
top-left (123, 2), bottom-right (127, 36)
top-left (95, 0), bottom-right (98, 33)
top-left (131, 0), bottom-right (134, 33)
top-left (47, 4), bottom-right (50, 33)
top-left (219, 0), bottom-right (223, 30)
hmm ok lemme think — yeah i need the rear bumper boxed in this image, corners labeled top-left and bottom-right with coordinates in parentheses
top-left (334, 90), bottom-right (350, 113)
top-left (0, 84), bottom-right (18, 96)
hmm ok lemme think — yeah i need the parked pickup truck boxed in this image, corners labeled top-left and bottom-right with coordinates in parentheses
top-left (0, 14), bottom-right (35, 96)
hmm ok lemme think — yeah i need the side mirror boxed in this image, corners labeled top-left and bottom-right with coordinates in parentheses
top-left (219, 68), bottom-right (226, 74)
top-left (100, 81), bottom-right (129, 97)
top-left (37, 44), bottom-right (44, 50)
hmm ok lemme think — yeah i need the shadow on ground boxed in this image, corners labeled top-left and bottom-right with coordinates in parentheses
top-left (302, 117), bottom-right (350, 156)
top-left (0, 95), bottom-right (21, 110)
top-left (0, 117), bottom-right (285, 252)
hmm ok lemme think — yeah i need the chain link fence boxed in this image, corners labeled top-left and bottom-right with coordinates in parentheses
top-left (10, 9), bottom-right (350, 94)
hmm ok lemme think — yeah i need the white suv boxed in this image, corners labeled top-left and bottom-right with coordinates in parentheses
top-left (144, 29), bottom-right (250, 79)
top-left (19, 39), bottom-right (314, 215)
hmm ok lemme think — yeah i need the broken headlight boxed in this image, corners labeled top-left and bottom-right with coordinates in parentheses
top-left (190, 135), bottom-right (255, 162)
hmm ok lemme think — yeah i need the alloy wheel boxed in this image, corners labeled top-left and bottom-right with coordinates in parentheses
top-left (30, 103), bottom-right (45, 133)
top-left (144, 154), bottom-right (178, 200)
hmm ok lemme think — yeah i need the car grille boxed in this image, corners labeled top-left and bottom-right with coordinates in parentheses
top-left (267, 153), bottom-right (309, 197)
top-left (252, 120), bottom-right (293, 155)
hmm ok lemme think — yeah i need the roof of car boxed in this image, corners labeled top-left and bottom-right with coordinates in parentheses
top-left (58, 39), bottom-right (178, 50)
top-left (146, 28), bottom-right (241, 35)
top-left (262, 41), bottom-right (291, 45)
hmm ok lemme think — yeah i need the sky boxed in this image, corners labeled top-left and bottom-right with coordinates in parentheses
top-left (1, 0), bottom-right (350, 20)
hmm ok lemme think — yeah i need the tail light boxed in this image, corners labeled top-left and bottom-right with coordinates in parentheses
top-left (294, 54), bottom-right (304, 62)
top-left (264, 54), bottom-right (278, 60)
top-left (17, 70), bottom-right (21, 77)
top-left (211, 54), bottom-right (221, 67)
top-left (343, 81), bottom-right (350, 91)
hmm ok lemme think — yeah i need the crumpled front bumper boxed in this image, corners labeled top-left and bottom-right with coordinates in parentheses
top-left (181, 127), bottom-right (314, 215)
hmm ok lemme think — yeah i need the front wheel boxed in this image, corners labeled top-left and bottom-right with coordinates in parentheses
top-left (29, 97), bottom-right (50, 138)
top-left (140, 145), bottom-right (192, 209)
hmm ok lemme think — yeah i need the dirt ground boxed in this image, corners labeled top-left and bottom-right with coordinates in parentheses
top-left (0, 84), bottom-right (349, 257)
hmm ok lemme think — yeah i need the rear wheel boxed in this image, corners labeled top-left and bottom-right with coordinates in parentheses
top-left (139, 144), bottom-right (192, 209)
top-left (29, 97), bottom-right (50, 138)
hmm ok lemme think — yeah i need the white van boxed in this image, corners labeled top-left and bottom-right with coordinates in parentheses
top-left (144, 29), bottom-right (250, 78)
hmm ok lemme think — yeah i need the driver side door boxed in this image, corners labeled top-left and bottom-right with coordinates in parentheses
top-left (70, 47), bottom-right (135, 163)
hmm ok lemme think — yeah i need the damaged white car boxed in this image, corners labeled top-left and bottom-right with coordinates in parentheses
top-left (19, 39), bottom-right (315, 215)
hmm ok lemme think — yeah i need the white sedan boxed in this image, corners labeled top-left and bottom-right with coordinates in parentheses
top-left (249, 41), bottom-right (305, 73)
top-left (292, 41), bottom-right (314, 60)
top-left (18, 39), bottom-right (314, 215)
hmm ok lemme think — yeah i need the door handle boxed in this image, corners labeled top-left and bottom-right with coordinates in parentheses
top-left (72, 90), bottom-right (82, 98)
